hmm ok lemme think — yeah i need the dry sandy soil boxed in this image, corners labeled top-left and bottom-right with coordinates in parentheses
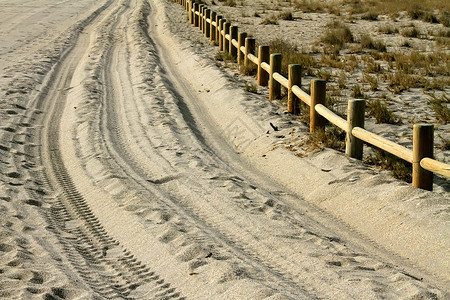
top-left (0, 0), bottom-right (449, 299)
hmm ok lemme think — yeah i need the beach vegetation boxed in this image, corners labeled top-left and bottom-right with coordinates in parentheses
top-left (365, 148), bottom-right (412, 183)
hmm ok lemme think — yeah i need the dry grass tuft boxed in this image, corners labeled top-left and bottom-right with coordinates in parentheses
top-left (245, 83), bottom-right (258, 94)
top-left (261, 15), bottom-right (279, 25)
top-left (267, 38), bottom-right (316, 75)
top-left (367, 99), bottom-right (401, 124)
top-left (360, 35), bottom-right (387, 52)
top-left (365, 148), bottom-right (412, 183)
top-left (320, 21), bottom-right (354, 51)
top-left (427, 93), bottom-right (450, 124)
top-left (303, 126), bottom-right (346, 152)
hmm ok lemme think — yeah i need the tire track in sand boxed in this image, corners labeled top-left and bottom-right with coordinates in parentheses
top-left (38, 0), bottom-right (183, 298)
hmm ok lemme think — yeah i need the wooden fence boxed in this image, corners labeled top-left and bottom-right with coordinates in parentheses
top-left (176, 0), bottom-right (450, 191)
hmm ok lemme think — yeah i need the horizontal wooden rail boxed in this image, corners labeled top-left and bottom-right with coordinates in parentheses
top-left (240, 45), bottom-right (245, 53)
top-left (421, 158), bottom-right (450, 178)
top-left (261, 62), bottom-right (270, 73)
top-left (225, 33), bottom-right (230, 40)
top-left (232, 39), bottom-right (239, 48)
top-left (315, 104), bottom-right (347, 131)
top-left (273, 72), bottom-right (288, 88)
top-left (247, 53), bottom-right (258, 65)
top-left (352, 127), bottom-right (413, 163)
top-left (292, 85), bottom-right (311, 106)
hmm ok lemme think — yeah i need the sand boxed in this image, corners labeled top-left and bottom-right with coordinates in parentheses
top-left (0, 0), bottom-right (448, 299)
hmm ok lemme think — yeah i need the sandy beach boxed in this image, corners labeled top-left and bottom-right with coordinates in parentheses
top-left (0, 0), bottom-right (448, 298)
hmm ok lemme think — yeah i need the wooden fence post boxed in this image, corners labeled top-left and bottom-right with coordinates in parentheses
top-left (237, 32), bottom-right (247, 65)
top-left (257, 46), bottom-right (269, 86)
top-left (218, 19), bottom-right (225, 51)
top-left (193, 3), bottom-right (199, 27)
top-left (199, 5), bottom-right (203, 30)
top-left (345, 99), bottom-right (365, 159)
top-left (244, 38), bottom-right (255, 70)
top-left (202, 7), bottom-right (207, 34)
top-left (230, 26), bottom-right (238, 58)
top-left (210, 11), bottom-right (216, 42)
top-left (310, 79), bottom-right (326, 133)
top-left (224, 22), bottom-right (231, 54)
top-left (413, 124), bottom-right (434, 191)
top-left (188, 1), bottom-right (193, 24)
top-left (288, 64), bottom-right (301, 114)
top-left (216, 15), bottom-right (223, 44)
top-left (269, 53), bottom-right (282, 100)
top-left (205, 9), bottom-right (211, 38)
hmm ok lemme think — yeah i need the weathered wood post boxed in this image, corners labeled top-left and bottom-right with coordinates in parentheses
top-left (413, 124), bottom-right (434, 191)
top-left (188, 1), bottom-right (193, 24)
top-left (244, 38), bottom-right (255, 71)
top-left (345, 99), bottom-right (365, 159)
top-left (310, 79), bottom-right (327, 133)
top-left (202, 7), bottom-right (207, 34)
top-left (237, 32), bottom-right (247, 65)
top-left (205, 9), bottom-right (211, 38)
top-left (203, 6), bottom-right (208, 33)
top-left (218, 19), bottom-right (225, 51)
top-left (269, 53), bottom-right (282, 100)
top-left (288, 64), bottom-right (301, 114)
top-left (199, 5), bottom-right (203, 30)
top-left (216, 15), bottom-right (223, 44)
top-left (193, 3), bottom-right (199, 27)
top-left (210, 11), bottom-right (216, 42)
top-left (257, 46), bottom-right (269, 86)
top-left (230, 26), bottom-right (238, 58)
top-left (224, 22), bottom-right (231, 54)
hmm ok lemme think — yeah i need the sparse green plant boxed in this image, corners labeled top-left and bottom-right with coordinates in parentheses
top-left (367, 99), bottom-right (400, 124)
top-left (436, 37), bottom-right (450, 47)
top-left (338, 71), bottom-right (347, 89)
top-left (365, 148), bottom-right (412, 183)
top-left (303, 126), bottom-right (346, 152)
top-left (343, 55), bottom-right (359, 73)
top-left (401, 25), bottom-right (419, 38)
top-left (224, 0), bottom-right (236, 7)
top-left (319, 53), bottom-right (344, 68)
top-left (365, 60), bottom-right (382, 73)
top-left (240, 63), bottom-right (257, 76)
top-left (278, 10), bottom-right (294, 21)
top-left (427, 93), bottom-right (450, 124)
top-left (408, 6), bottom-right (438, 23)
top-left (378, 24), bottom-right (399, 34)
top-left (363, 73), bottom-right (378, 91)
top-left (437, 134), bottom-right (450, 150)
top-left (351, 84), bottom-right (366, 99)
top-left (360, 34), bottom-right (387, 52)
top-left (387, 72), bottom-right (425, 93)
top-left (316, 69), bottom-right (332, 81)
top-left (401, 40), bottom-right (412, 47)
top-left (294, 0), bottom-right (326, 13)
top-left (245, 83), bottom-right (258, 94)
top-left (320, 21), bottom-right (354, 51)
top-left (261, 14), bottom-right (279, 25)
top-left (361, 11), bottom-right (378, 21)
top-left (214, 51), bottom-right (234, 62)
top-left (438, 11), bottom-right (450, 27)
top-left (267, 38), bottom-right (317, 75)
